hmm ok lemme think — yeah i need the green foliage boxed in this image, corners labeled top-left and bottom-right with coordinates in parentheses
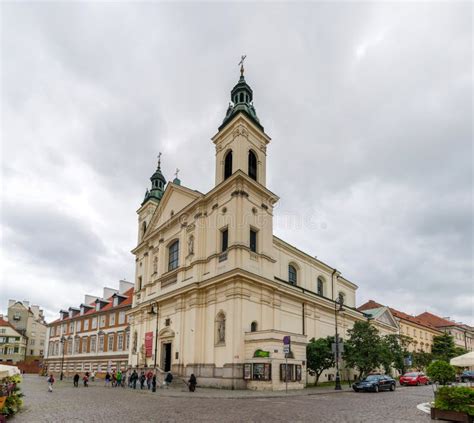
top-left (306, 336), bottom-right (335, 386)
top-left (343, 321), bottom-right (382, 379)
top-left (412, 351), bottom-right (433, 371)
top-left (380, 334), bottom-right (410, 375)
top-left (427, 361), bottom-right (456, 385)
top-left (434, 386), bottom-right (474, 416)
top-left (432, 333), bottom-right (457, 362)
top-left (0, 375), bottom-right (23, 417)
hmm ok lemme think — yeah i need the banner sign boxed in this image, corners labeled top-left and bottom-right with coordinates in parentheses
top-left (145, 332), bottom-right (153, 357)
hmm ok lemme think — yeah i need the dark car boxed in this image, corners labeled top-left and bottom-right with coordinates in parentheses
top-left (459, 371), bottom-right (474, 383)
top-left (353, 374), bottom-right (396, 393)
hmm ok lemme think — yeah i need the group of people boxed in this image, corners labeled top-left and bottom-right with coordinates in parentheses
top-left (46, 369), bottom-right (197, 393)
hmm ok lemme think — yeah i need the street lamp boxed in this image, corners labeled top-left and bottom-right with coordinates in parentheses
top-left (59, 336), bottom-right (66, 380)
top-left (148, 303), bottom-right (159, 369)
top-left (334, 296), bottom-right (344, 391)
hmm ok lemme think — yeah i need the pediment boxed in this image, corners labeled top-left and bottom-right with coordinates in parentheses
top-left (377, 308), bottom-right (399, 330)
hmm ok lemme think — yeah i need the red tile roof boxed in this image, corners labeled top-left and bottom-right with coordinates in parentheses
top-left (0, 317), bottom-right (19, 332)
top-left (358, 300), bottom-right (439, 331)
top-left (415, 312), bottom-right (459, 328)
top-left (49, 287), bottom-right (134, 325)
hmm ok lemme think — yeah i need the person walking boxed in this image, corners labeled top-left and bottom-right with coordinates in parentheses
top-left (116, 370), bottom-right (122, 388)
top-left (152, 374), bottom-right (157, 392)
top-left (47, 374), bottom-right (55, 393)
top-left (91, 370), bottom-right (96, 382)
top-left (105, 372), bottom-right (111, 387)
top-left (112, 370), bottom-right (117, 387)
top-left (146, 370), bottom-right (153, 390)
top-left (131, 370), bottom-right (138, 389)
top-left (188, 374), bottom-right (197, 392)
top-left (163, 372), bottom-right (173, 389)
top-left (83, 373), bottom-right (89, 387)
top-left (139, 371), bottom-right (146, 390)
top-left (73, 373), bottom-right (80, 387)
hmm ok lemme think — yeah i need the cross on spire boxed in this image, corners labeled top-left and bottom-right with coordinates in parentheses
top-left (175, 168), bottom-right (180, 179)
top-left (238, 54), bottom-right (246, 76)
top-left (157, 152), bottom-right (162, 169)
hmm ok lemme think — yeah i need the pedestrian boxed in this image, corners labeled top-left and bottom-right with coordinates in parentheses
top-left (73, 373), bottom-right (80, 387)
top-left (83, 374), bottom-right (89, 387)
top-left (140, 371), bottom-right (146, 389)
top-left (91, 370), bottom-right (96, 382)
top-left (105, 372), bottom-right (111, 387)
top-left (131, 370), bottom-right (138, 389)
top-left (112, 370), bottom-right (117, 387)
top-left (146, 370), bottom-right (153, 390)
top-left (188, 374), bottom-right (197, 392)
top-left (47, 374), bottom-right (55, 393)
top-left (152, 374), bottom-right (157, 392)
top-left (116, 370), bottom-right (122, 388)
top-left (163, 372), bottom-right (173, 389)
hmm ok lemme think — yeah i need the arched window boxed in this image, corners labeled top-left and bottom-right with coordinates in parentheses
top-left (288, 265), bottom-right (297, 285)
top-left (215, 312), bottom-right (226, 345)
top-left (239, 92), bottom-right (244, 103)
top-left (168, 240), bottom-right (179, 271)
top-left (248, 150), bottom-right (257, 181)
top-left (224, 150), bottom-right (233, 180)
top-left (251, 321), bottom-right (258, 332)
top-left (317, 277), bottom-right (324, 296)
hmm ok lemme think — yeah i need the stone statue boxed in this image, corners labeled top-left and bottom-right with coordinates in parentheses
top-left (153, 256), bottom-right (158, 274)
top-left (217, 318), bottom-right (225, 343)
top-left (188, 236), bottom-right (194, 255)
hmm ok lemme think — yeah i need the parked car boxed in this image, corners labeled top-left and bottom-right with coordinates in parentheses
top-left (352, 374), bottom-right (396, 392)
top-left (458, 370), bottom-right (474, 383)
top-left (399, 372), bottom-right (430, 386)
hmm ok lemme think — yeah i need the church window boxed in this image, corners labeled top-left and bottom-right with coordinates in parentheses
top-left (249, 229), bottom-right (257, 252)
top-left (215, 312), bottom-right (226, 345)
top-left (221, 228), bottom-right (228, 252)
top-left (288, 265), bottom-right (297, 285)
top-left (224, 150), bottom-right (233, 180)
top-left (317, 277), bottom-right (325, 296)
top-left (251, 321), bottom-right (258, 332)
top-left (248, 150), bottom-right (257, 180)
top-left (168, 240), bottom-right (179, 271)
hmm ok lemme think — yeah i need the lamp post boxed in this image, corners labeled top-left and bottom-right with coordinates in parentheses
top-left (148, 303), bottom-right (159, 369)
top-left (60, 336), bottom-right (66, 380)
top-left (334, 296), bottom-right (344, 390)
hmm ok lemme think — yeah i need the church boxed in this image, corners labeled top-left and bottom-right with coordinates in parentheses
top-left (127, 63), bottom-right (399, 390)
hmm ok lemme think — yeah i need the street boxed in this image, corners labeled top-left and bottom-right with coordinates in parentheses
top-left (12, 375), bottom-right (434, 422)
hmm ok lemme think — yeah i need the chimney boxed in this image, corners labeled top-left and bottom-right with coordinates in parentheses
top-left (119, 280), bottom-right (134, 294)
top-left (84, 295), bottom-right (98, 305)
top-left (23, 301), bottom-right (30, 308)
top-left (8, 300), bottom-right (16, 308)
top-left (103, 287), bottom-right (119, 299)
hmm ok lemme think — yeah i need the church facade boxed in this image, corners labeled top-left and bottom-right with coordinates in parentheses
top-left (127, 67), bottom-right (394, 390)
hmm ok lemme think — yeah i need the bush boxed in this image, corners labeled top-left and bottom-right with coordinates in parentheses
top-left (427, 360), bottom-right (456, 385)
top-left (434, 386), bottom-right (474, 416)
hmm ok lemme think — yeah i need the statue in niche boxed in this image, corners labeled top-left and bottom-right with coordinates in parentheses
top-left (153, 256), bottom-right (158, 274)
top-left (188, 235), bottom-right (194, 256)
top-left (217, 314), bottom-right (226, 343)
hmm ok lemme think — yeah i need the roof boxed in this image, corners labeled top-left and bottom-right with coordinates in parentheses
top-left (358, 300), bottom-right (440, 331)
top-left (50, 287), bottom-right (134, 325)
top-left (0, 317), bottom-right (21, 335)
top-left (416, 312), bottom-right (463, 329)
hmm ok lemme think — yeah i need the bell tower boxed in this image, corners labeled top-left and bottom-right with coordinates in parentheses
top-left (212, 58), bottom-right (271, 187)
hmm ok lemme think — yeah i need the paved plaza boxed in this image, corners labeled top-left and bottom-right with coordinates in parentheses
top-left (12, 375), bottom-right (434, 422)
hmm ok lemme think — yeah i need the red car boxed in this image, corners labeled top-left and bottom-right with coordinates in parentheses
top-left (399, 372), bottom-right (430, 386)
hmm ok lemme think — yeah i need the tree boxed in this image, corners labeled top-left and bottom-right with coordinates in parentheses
top-left (380, 334), bottom-right (411, 375)
top-left (426, 360), bottom-right (456, 385)
top-left (343, 321), bottom-right (382, 379)
top-left (432, 333), bottom-right (457, 362)
top-left (412, 351), bottom-right (433, 371)
top-left (306, 337), bottom-right (335, 386)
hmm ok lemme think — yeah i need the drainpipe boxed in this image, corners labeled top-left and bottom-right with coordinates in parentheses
top-left (331, 269), bottom-right (337, 300)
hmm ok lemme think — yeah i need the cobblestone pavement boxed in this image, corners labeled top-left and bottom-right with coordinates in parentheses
top-left (13, 375), bottom-right (434, 422)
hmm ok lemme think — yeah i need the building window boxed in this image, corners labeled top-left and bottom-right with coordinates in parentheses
top-left (117, 333), bottom-right (124, 351)
top-left (288, 265), bottom-right (297, 286)
top-left (98, 335), bottom-right (104, 352)
top-left (29, 339), bottom-right (35, 346)
top-left (109, 313), bottom-right (116, 326)
top-left (215, 312), bottom-right (226, 345)
top-left (118, 311), bottom-right (126, 325)
top-left (84, 319), bottom-right (89, 331)
top-left (90, 336), bottom-right (96, 352)
top-left (250, 229), bottom-right (257, 253)
top-left (224, 150), bottom-right (233, 180)
top-left (248, 150), bottom-right (257, 181)
top-left (91, 318), bottom-right (97, 330)
top-left (317, 277), bottom-right (324, 296)
top-left (74, 338), bottom-right (80, 354)
top-left (76, 321), bottom-right (81, 332)
top-left (99, 315), bottom-right (106, 328)
top-left (251, 321), bottom-right (258, 332)
top-left (81, 337), bottom-right (88, 353)
top-left (221, 228), bottom-right (229, 252)
top-left (168, 240), bottom-right (179, 271)
top-left (108, 334), bottom-right (114, 352)
top-left (137, 276), bottom-right (142, 291)
top-left (67, 340), bottom-right (72, 354)
top-left (280, 364), bottom-right (302, 382)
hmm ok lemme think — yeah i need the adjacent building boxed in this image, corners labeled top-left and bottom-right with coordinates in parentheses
top-left (0, 316), bottom-right (27, 364)
top-left (44, 280), bottom-right (133, 376)
top-left (127, 67), bottom-right (383, 390)
top-left (416, 312), bottom-right (473, 351)
top-left (359, 300), bottom-right (442, 353)
top-left (7, 300), bottom-right (47, 359)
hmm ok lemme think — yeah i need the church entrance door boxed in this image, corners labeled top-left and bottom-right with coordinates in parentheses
top-left (162, 343), bottom-right (172, 372)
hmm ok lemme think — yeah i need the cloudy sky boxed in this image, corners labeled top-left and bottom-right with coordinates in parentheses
top-left (1, 2), bottom-right (472, 325)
